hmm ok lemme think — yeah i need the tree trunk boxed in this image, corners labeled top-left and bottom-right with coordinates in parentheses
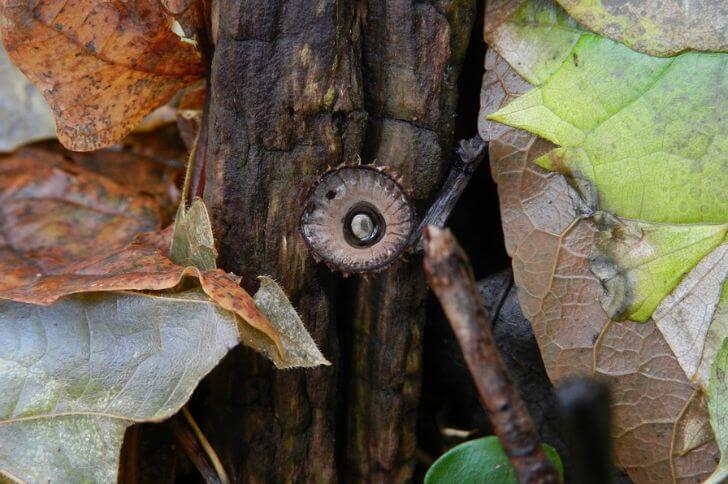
top-left (201, 1), bottom-right (475, 482)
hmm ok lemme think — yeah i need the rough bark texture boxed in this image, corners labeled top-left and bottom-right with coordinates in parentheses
top-left (201, 1), bottom-right (475, 482)
top-left (202, 2), bottom-right (364, 482)
top-left (346, 2), bottom-right (475, 481)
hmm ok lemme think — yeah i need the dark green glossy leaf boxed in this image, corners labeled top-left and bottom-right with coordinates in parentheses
top-left (425, 436), bottom-right (563, 484)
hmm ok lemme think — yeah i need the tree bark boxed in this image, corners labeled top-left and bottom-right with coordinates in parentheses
top-left (201, 1), bottom-right (475, 482)
top-left (346, 2), bottom-right (475, 481)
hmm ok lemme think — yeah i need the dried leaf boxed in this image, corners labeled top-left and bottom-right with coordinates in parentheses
top-left (1, 0), bottom-right (205, 151)
top-left (170, 198), bottom-right (217, 271)
top-left (706, 339), bottom-right (728, 484)
top-left (654, 246), bottom-right (728, 388)
top-left (58, 144), bottom-right (182, 220)
top-left (0, 148), bottom-right (162, 288)
top-left (556, 0), bottom-right (728, 56)
top-left (479, 45), bottom-right (720, 483)
top-left (0, 290), bottom-right (240, 482)
top-left (0, 150), bottom-right (283, 358)
top-left (0, 42), bottom-right (55, 152)
top-left (249, 276), bottom-right (330, 369)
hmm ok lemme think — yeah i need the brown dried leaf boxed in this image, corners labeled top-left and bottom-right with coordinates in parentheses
top-left (0, 147), bottom-right (162, 286)
top-left (60, 145), bottom-right (182, 217)
top-left (1, 0), bottom-right (205, 151)
top-left (0, 148), bottom-right (284, 357)
top-left (480, 49), bottom-right (719, 482)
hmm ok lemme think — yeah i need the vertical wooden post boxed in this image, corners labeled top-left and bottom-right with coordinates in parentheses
top-left (346, 1), bottom-right (476, 481)
top-left (201, 1), bottom-right (476, 482)
top-left (202, 1), bottom-right (365, 481)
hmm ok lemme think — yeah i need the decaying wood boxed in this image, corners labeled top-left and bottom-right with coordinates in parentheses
top-left (201, 1), bottom-right (365, 482)
top-left (345, 2), bottom-right (477, 481)
top-left (423, 226), bottom-right (560, 484)
top-left (201, 1), bottom-right (476, 482)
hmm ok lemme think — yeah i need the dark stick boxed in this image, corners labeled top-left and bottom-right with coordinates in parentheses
top-left (423, 226), bottom-right (560, 484)
top-left (411, 136), bottom-right (486, 251)
top-left (556, 378), bottom-right (614, 484)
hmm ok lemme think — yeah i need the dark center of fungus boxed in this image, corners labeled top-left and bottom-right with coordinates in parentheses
top-left (299, 165), bottom-right (415, 274)
top-left (343, 203), bottom-right (385, 247)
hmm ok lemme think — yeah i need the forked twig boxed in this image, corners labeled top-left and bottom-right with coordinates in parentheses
top-left (423, 226), bottom-right (560, 484)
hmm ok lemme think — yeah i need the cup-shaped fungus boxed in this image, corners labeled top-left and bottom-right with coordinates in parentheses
top-left (299, 165), bottom-right (416, 274)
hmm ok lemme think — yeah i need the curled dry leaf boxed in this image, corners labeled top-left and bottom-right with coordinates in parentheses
top-left (170, 198), bottom-right (217, 271)
top-left (0, 147), bottom-right (285, 359)
top-left (250, 276), bottom-right (331, 369)
top-left (1, 0), bottom-right (205, 151)
top-left (0, 150), bottom-right (332, 372)
top-left (480, 0), bottom-right (726, 477)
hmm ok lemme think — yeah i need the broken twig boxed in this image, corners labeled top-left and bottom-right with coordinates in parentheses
top-left (411, 136), bottom-right (486, 251)
top-left (423, 226), bottom-right (560, 484)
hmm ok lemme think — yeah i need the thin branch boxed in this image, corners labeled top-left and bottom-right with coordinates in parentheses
top-left (182, 407), bottom-right (230, 484)
top-left (180, 75), bottom-right (210, 207)
top-left (423, 226), bottom-right (560, 484)
top-left (170, 407), bottom-right (229, 484)
top-left (411, 136), bottom-right (486, 251)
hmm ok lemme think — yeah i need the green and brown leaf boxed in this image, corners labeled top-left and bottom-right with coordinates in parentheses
top-left (480, 1), bottom-right (727, 481)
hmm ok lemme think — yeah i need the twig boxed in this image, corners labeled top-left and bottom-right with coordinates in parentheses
top-left (556, 378), bottom-right (614, 484)
top-left (170, 407), bottom-right (230, 484)
top-left (423, 226), bottom-right (560, 484)
top-left (411, 136), bottom-right (487, 251)
top-left (182, 407), bottom-right (230, 484)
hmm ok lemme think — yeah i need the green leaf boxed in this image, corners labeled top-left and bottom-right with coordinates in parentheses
top-left (706, 338), bottom-right (728, 484)
top-left (424, 436), bottom-right (563, 484)
top-left (170, 198), bottom-right (217, 271)
top-left (490, 36), bottom-right (726, 225)
top-left (556, 0), bottom-right (728, 56)
top-left (487, 9), bottom-right (728, 323)
top-left (592, 214), bottom-right (727, 321)
top-left (0, 291), bottom-right (240, 482)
